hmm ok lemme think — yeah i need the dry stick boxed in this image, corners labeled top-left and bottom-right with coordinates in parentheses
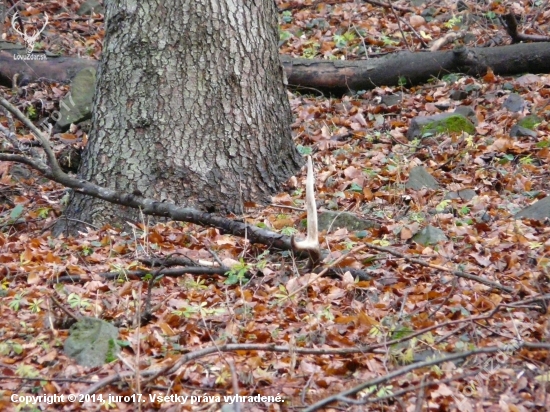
top-left (228, 361), bottom-right (241, 412)
top-left (502, 293), bottom-right (550, 308)
top-left (0, 96), bottom-right (295, 254)
top-left (354, 371), bottom-right (479, 406)
top-left (302, 345), bottom-right (532, 412)
top-left (387, 0), bottom-right (411, 51)
top-left (135, 283), bottom-right (142, 412)
top-left (50, 295), bottom-right (80, 321)
top-left (0, 96), bottom-right (61, 176)
top-left (0, 375), bottom-right (95, 384)
top-left (83, 308), bottom-right (500, 395)
top-left (364, 243), bottom-right (514, 293)
top-left (398, 16), bottom-right (429, 49)
top-left (364, 0), bottom-right (413, 12)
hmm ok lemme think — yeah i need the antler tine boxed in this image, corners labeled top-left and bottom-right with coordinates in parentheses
top-left (291, 155), bottom-right (321, 270)
top-left (36, 13), bottom-right (49, 36)
top-left (11, 12), bottom-right (25, 36)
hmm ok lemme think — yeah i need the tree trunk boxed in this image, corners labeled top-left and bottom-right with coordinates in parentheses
top-left (54, 0), bottom-right (302, 234)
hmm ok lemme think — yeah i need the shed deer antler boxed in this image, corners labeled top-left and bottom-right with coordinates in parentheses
top-left (11, 12), bottom-right (49, 54)
top-left (291, 156), bottom-right (321, 269)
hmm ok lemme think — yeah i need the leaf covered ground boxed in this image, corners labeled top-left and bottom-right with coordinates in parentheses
top-left (0, 0), bottom-right (550, 411)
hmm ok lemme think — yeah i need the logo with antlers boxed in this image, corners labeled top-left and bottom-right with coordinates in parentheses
top-left (11, 12), bottom-right (49, 54)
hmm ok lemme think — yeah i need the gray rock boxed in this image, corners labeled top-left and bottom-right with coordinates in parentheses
top-left (407, 111), bottom-right (476, 140)
top-left (64, 317), bottom-right (119, 368)
top-left (510, 125), bottom-right (537, 138)
top-left (405, 166), bottom-right (439, 190)
top-left (503, 93), bottom-right (524, 112)
top-left (515, 196), bottom-right (550, 221)
top-left (444, 189), bottom-right (476, 201)
top-left (453, 106), bottom-right (478, 125)
top-left (380, 93), bottom-right (403, 107)
top-left (54, 67), bottom-right (96, 133)
top-left (450, 90), bottom-right (468, 100)
top-left (412, 225), bottom-right (448, 245)
top-left (317, 211), bottom-right (379, 232)
top-left (77, 0), bottom-right (104, 16)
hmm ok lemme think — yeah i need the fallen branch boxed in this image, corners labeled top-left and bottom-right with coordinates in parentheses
top-left (82, 338), bottom-right (549, 398)
top-left (363, 242), bottom-right (514, 293)
top-left (0, 95), bottom-right (295, 253)
top-left (0, 93), bottom-right (513, 294)
top-left (502, 12), bottom-right (550, 43)
top-left (303, 342), bottom-right (550, 412)
top-left (82, 305), bottom-right (502, 394)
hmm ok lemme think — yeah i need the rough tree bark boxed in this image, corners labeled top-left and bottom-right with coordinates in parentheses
top-left (54, 0), bottom-right (302, 235)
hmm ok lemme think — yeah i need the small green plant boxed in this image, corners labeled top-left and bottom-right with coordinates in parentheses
top-left (371, 236), bottom-right (390, 247)
top-left (16, 364), bottom-right (40, 378)
top-left (281, 10), bottom-right (293, 23)
top-left (348, 182), bottom-right (363, 193)
top-left (29, 298), bottom-right (43, 313)
top-left (292, 188), bottom-right (304, 197)
top-left (35, 207), bottom-right (50, 219)
top-left (381, 34), bottom-right (399, 46)
top-left (225, 259), bottom-right (250, 285)
top-left (184, 277), bottom-right (208, 290)
top-left (26, 105), bottom-right (37, 120)
top-left (172, 301), bottom-right (199, 318)
top-left (365, 385), bottom-right (394, 399)
top-left (281, 226), bottom-right (298, 236)
top-left (302, 41), bottom-right (320, 58)
top-left (519, 155), bottom-right (534, 165)
top-left (297, 145), bottom-right (313, 155)
top-left (498, 153), bottom-right (515, 165)
top-left (333, 31), bottom-right (356, 48)
top-left (255, 250), bottom-right (270, 270)
top-left (343, 240), bottom-right (357, 250)
top-left (67, 293), bottom-right (91, 309)
top-left (458, 206), bottom-right (470, 216)
top-left (444, 15), bottom-right (463, 28)
top-left (173, 301), bottom-right (226, 318)
top-left (279, 30), bottom-right (292, 43)
top-left (81, 245), bottom-right (93, 256)
top-left (273, 284), bottom-right (291, 302)
top-left (363, 168), bottom-right (378, 178)
top-left (435, 199), bottom-right (451, 212)
top-left (9, 292), bottom-right (26, 311)
top-left (0, 340), bottom-right (23, 356)
top-left (319, 306), bottom-right (334, 321)
top-left (409, 212), bottom-right (425, 223)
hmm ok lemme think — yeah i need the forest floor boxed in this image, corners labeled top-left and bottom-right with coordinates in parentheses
top-left (0, 0), bottom-right (549, 411)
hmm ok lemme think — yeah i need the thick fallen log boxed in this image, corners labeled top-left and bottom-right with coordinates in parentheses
top-left (1, 42), bottom-right (549, 94)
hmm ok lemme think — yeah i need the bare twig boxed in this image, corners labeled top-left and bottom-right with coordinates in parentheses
top-left (363, 243), bottom-right (514, 293)
top-left (387, 0), bottom-right (411, 51)
top-left (302, 345), bottom-right (530, 412)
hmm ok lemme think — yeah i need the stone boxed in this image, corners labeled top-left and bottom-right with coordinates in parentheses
top-left (316, 211), bottom-right (379, 232)
top-left (515, 196), bottom-right (550, 221)
top-left (405, 166), bottom-right (439, 190)
top-left (54, 67), bottom-right (96, 133)
top-left (503, 93), bottom-right (524, 112)
top-left (407, 111), bottom-right (476, 140)
top-left (412, 225), bottom-right (448, 245)
top-left (64, 317), bottom-right (119, 368)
